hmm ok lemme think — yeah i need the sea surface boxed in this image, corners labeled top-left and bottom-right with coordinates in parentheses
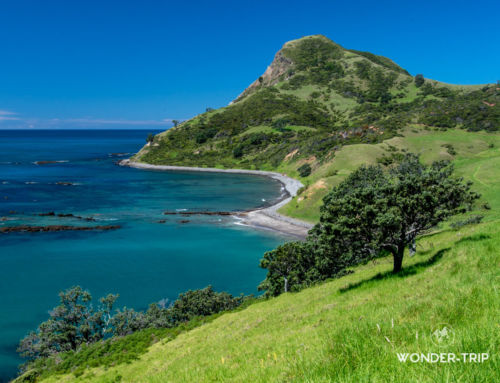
top-left (0, 129), bottom-right (286, 381)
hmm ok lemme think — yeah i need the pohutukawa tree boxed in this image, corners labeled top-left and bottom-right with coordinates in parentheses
top-left (259, 242), bottom-right (315, 296)
top-left (17, 286), bottom-right (118, 360)
top-left (312, 153), bottom-right (479, 273)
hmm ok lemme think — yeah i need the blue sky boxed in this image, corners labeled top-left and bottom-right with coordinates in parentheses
top-left (0, 0), bottom-right (498, 129)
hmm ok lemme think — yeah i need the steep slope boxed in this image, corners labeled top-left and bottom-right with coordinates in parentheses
top-left (37, 219), bottom-right (500, 382)
top-left (134, 35), bottom-right (497, 169)
top-left (133, 34), bottom-right (498, 222)
top-left (134, 36), bottom-right (498, 166)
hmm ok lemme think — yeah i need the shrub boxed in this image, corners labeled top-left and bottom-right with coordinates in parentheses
top-left (450, 215), bottom-right (484, 229)
top-left (415, 74), bottom-right (425, 88)
top-left (298, 163), bottom-right (312, 177)
top-left (233, 145), bottom-right (243, 158)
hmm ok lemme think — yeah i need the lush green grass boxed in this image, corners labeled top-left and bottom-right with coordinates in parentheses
top-left (279, 128), bottom-right (500, 222)
top-left (239, 125), bottom-right (316, 136)
top-left (36, 219), bottom-right (500, 383)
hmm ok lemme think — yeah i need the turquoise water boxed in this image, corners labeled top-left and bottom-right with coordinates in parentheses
top-left (0, 130), bottom-right (286, 381)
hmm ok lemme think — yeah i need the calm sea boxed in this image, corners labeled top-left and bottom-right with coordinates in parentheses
top-left (0, 129), bottom-right (286, 381)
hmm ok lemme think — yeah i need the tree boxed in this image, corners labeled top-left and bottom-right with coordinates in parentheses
top-left (169, 286), bottom-right (243, 323)
top-left (415, 74), bottom-right (425, 88)
top-left (313, 154), bottom-right (479, 273)
top-left (259, 242), bottom-right (317, 296)
top-left (146, 133), bottom-right (154, 144)
top-left (172, 120), bottom-right (180, 127)
top-left (18, 287), bottom-right (118, 359)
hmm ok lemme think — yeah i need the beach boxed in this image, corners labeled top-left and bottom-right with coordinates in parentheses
top-left (120, 159), bottom-right (314, 238)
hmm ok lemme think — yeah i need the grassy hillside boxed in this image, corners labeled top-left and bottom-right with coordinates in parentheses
top-left (133, 34), bottom-right (498, 222)
top-left (35, 219), bottom-right (499, 383)
top-left (134, 35), bottom-right (497, 173)
top-left (279, 127), bottom-right (500, 222)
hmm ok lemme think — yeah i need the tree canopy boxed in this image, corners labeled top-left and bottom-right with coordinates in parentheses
top-left (18, 286), bottom-right (243, 362)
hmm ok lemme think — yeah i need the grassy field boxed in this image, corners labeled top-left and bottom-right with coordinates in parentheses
top-left (279, 128), bottom-right (500, 223)
top-left (37, 219), bottom-right (500, 383)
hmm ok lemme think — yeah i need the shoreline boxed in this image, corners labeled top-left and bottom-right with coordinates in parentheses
top-left (119, 159), bottom-right (314, 238)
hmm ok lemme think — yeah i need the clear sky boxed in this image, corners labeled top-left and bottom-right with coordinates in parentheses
top-left (0, 0), bottom-right (498, 129)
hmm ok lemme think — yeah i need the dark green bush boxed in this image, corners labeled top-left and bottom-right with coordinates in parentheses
top-left (298, 163), bottom-right (312, 177)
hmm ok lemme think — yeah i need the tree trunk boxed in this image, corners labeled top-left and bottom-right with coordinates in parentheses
top-left (393, 247), bottom-right (404, 273)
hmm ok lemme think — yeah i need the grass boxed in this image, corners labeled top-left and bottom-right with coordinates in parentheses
top-left (239, 125), bottom-right (316, 136)
top-left (279, 128), bottom-right (500, 222)
top-left (36, 219), bottom-right (500, 383)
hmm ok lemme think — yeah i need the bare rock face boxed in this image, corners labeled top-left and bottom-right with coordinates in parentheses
top-left (232, 49), bottom-right (293, 103)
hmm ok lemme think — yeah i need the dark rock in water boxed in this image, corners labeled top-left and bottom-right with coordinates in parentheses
top-left (164, 211), bottom-right (234, 216)
top-left (0, 225), bottom-right (121, 234)
top-left (34, 161), bottom-right (59, 165)
top-left (157, 220), bottom-right (166, 223)
top-left (37, 212), bottom-right (96, 221)
top-left (9, 210), bottom-right (17, 214)
top-left (178, 220), bottom-right (190, 224)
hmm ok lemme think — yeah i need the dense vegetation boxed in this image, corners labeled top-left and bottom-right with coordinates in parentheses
top-left (16, 286), bottom-right (246, 380)
top-left (135, 35), bottom-right (498, 175)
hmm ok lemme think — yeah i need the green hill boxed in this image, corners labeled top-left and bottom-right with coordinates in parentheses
top-left (133, 34), bottom-right (499, 222)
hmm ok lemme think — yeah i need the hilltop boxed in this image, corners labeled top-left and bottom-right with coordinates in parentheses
top-left (133, 35), bottom-right (499, 221)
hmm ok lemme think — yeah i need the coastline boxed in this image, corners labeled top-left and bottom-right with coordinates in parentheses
top-left (119, 159), bottom-right (314, 238)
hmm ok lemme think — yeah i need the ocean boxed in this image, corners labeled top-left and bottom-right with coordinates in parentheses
top-left (0, 129), bottom-right (286, 381)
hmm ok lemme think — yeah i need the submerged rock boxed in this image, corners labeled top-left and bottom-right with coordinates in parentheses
top-left (164, 211), bottom-right (234, 216)
top-left (0, 225), bottom-right (121, 234)
top-left (34, 161), bottom-right (59, 165)
top-left (37, 212), bottom-right (96, 221)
